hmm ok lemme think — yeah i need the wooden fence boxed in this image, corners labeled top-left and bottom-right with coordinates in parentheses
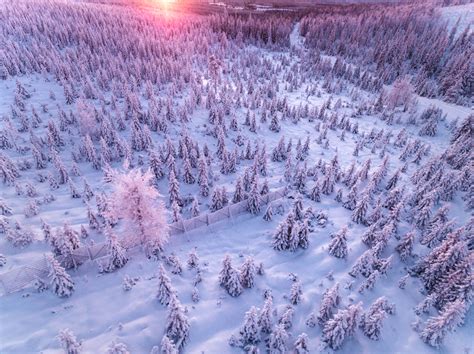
top-left (0, 188), bottom-right (286, 296)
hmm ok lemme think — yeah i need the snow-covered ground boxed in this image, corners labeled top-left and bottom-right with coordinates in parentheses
top-left (0, 1), bottom-right (472, 353)
top-left (439, 3), bottom-right (474, 37)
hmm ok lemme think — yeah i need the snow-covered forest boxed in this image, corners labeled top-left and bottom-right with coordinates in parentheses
top-left (0, 0), bottom-right (472, 353)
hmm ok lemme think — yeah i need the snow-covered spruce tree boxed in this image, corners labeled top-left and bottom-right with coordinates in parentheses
top-left (418, 106), bottom-right (442, 137)
top-left (5, 222), bottom-right (35, 248)
top-left (352, 193), bottom-right (369, 225)
top-left (168, 169), bottom-right (182, 207)
top-left (269, 113), bottom-right (281, 132)
top-left (288, 222), bottom-right (301, 252)
top-left (105, 168), bottom-right (168, 258)
top-left (322, 303), bottom-right (362, 350)
top-left (233, 177), bottom-right (245, 203)
top-left (259, 296), bottom-right (274, 334)
top-left (57, 328), bottom-right (81, 354)
top-left (197, 157), bottom-right (209, 197)
top-left (445, 115), bottom-right (473, 170)
top-left (395, 230), bottom-right (416, 262)
top-left (160, 335), bottom-right (178, 354)
top-left (240, 256), bottom-right (256, 289)
top-left (343, 184), bottom-right (358, 210)
top-left (361, 301), bottom-right (394, 340)
top-left (210, 188), bottom-right (223, 212)
top-left (361, 221), bottom-right (381, 247)
top-left (0, 152), bottom-right (20, 185)
top-left (0, 198), bottom-right (12, 216)
top-left (290, 281), bottom-right (302, 305)
top-left (50, 223), bottom-right (81, 268)
top-left (165, 295), bottom-right (190, 350)
top-left (157, 264), bottom-right (175, 306)
top-left (432, 257), bottom-right (472, 310)
top-left (183, 157), bottom-right (195, 184)
top-left (263, 204), bottom-right (273, 221)
top-left (247, 179), bottom-right (261, 215)
top-left (191, 286), bottom-right (200, 303)
top-left (260, 179), bottom-right (269, 195)
top-left (226, 267), bottom-right (243, 297)
top-left (328, 226), bottom-right (348, 259)
top-left (267, 324), bottom-right (289, 353)
top-left (272, 224), bottom-right (287, 252)
top-left (421, 208), bottom-right (453, 248)
top-left (284, 154), bottom-right (293, 182)
top-left (335, 188), bottom-right (343, 203)
top-left (219, 254), bottom-right (233, 287)
top-left (47, 255), bottom-right (74, 298)
top-left (190, 196), bottom-right (200, 217)
top-left (294, 333), bottom-right (309, 354)
top-left (420, 299), bottom-right (467, 348)
top-left (349, 249), bottom-right (376, 278)
top-left (187, 248), bottom-right (199, 269)
top-left (293, 196), bottom-right (304, 221)
top-left (102, 226), bottom-right (128, 273)
top-left (167, 253), bottom-right (183, 275)
top-left (317, 283), bottom-right (341, 326)
top-left (309, 182), bottom-right (321, 202)
top-left (149, 150), bottom-right (164, 182)
top-left (298, 219), bottom-right (310, 249)
top-left (87, 207), bottom-right (100, 230)
top-left (107, 341), bottom-right (129, 354)
top-left (239, 306), bottom-right (261, 346)
top-left (411, 229), bottom-right (469, 295)
top-left (171, 201), bottom-right (181, 223)
top-left (293, 167), bottom-right (307, 193)
top-left (360, 307), bottom-right (386, 340)
top-left (358, 270), bottom-right (381, 294)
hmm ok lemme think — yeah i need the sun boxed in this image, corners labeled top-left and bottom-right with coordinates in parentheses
top-left (154, 0), bottom-right (176, 6)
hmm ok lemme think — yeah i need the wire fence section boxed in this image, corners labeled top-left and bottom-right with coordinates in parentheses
top-left (0, 188), bottom-right (286, 296)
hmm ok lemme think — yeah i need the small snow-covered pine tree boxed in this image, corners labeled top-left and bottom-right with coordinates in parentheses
top-left (47, 255), bottom-right (74, 298)
top-left (247, 179), bottom-right (261, 215)
top-left (160, 335), bottom-right (178, 354)
top-left (227, 268), bottom-right (243, 297)
top-left (361, 309), bottom-right (386, 340)
top-left (322, 303), bottom-right (362, 350)
top-left (263, 205), bottom-right (273, 221)
top-left (157, 264), bottom-right (174, 306)
top-left (57, 329), bottom-right (81, 354)
top-left (396, 230), bottom-right (415, 262)
top-left (107, 341), bottom-right (129, 354)
top-left (290, 281), bottom-right (302, 305)
top-left (103, 226), bottom-right (128, 272)
top-left (309, 182), bottom-right (321, 202)
top-left (165, 295), bottom-right (190, 350)
top-left (239, 306), bottom-right (261, 345)
top-left (219, 254), bottom-right (233, 287)
top-left (328, 226), bottom-right (348, 259)
top-left (240, 257), bottom-right (256, 288)
top-left (258, 296), bottom-right (273, 334)
top-left (420, 299), bottom-right (466, 348)
top-left (352, 193), bottom-right (369, 225)
top-left (187, 248), bottom-right (199, 269)
top-left (317, 283), bottom-right (340, 326)
top-left (267, 324), bottom-right (288, 353)
top-left (294, 333), bottom-right (309, 354)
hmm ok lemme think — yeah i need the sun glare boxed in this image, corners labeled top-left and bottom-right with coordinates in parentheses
top-left (154, 0), bottom-right (176, 7)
